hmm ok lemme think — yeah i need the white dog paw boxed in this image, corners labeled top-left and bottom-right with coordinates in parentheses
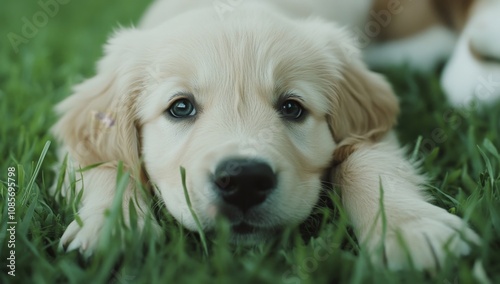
top-left (60, 214), bottom-right (106, 257)
top-left (365, 211), bottom-right (480, 270)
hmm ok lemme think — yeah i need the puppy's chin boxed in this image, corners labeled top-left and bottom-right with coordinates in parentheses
top-left (228, 223), bottom-right (282, 245)
top-left (209, 204), bottom-right (285, 244)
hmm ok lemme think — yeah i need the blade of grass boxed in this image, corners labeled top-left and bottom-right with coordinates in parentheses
top-left (23, 140), bottom-right (50, 205)
top-left (411, 136), bottom-right (423, 161)
top-left (378, 177), bottom-right (388, 267)
top-left (477, 146), bottom-right (495, 189)
top-left (76, 162), bottom-right (106, 173)
top-left (180, 166), bottom-right (208, 257)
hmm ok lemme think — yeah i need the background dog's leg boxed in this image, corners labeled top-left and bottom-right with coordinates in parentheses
top-left (364, 25), bottom-right (457, 72)
top-left (333, 132), bottom-right (479, 270)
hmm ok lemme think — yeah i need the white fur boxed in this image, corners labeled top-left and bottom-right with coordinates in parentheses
top-left (441, 0), bottom-right (500, 106)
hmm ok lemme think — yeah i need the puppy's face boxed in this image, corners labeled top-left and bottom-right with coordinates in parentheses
top-left (139, 12), bottom-right (340, 241)
top-left (54, 7), bottom-right (398, 243)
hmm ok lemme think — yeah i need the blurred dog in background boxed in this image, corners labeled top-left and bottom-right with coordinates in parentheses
top-left (362, 0), bottom-right (500, 106)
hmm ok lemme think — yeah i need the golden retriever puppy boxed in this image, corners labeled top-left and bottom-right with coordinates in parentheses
top-left (52, 0), bottom-right (479, 270)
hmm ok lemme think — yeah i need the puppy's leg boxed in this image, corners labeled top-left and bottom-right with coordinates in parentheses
top-left (333, 133), bottom-right (479, 270)
top-left (60, 166), bottom-right (155, 256)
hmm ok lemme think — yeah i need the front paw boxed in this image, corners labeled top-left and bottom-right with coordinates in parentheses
top-left (60, 214), bottom-right (106, 257)
top-left (365, 210), bottom-right (480, 270)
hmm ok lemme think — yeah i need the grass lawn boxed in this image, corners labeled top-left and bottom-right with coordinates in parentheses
top-left (1, 1), bottom-right (499, 283)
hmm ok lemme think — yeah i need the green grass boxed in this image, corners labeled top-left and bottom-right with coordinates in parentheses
top-left (1, 1), bottom-right (499, 283)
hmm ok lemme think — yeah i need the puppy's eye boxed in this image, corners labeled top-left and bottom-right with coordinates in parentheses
top-left (168, 98), bottom-right (197, 118)
top-left (280, 100), bottom-right (304, 120)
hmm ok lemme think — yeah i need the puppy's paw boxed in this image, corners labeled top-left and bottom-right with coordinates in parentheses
top-left (365, 209), bottom-right (480, 270)
top-left (60, 214), bottom-right (106, 257)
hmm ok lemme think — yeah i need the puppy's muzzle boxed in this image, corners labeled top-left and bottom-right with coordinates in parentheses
top-left (213, 158), bottom-right (276, 212)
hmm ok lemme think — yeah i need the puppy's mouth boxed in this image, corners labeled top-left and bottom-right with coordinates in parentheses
top-left (219, 206), bottom-right (280, 235)
top-left (231, 222), bottom-right (281, 235)
top-left (228, 222), bottom-right (282, 244)
top-left (231, 222), bottom-right (256, 234)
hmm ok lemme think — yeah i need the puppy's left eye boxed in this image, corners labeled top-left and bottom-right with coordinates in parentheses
top-left (168, 98), bottom-right (197, 118)
top-left (280, 100), bottom-right (304, 120)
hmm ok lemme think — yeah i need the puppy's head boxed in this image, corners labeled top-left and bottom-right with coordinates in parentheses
top-left (53, 7), bottom-right (398, 242)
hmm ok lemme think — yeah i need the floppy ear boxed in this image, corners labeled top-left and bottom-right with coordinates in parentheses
top-left (52, 28), bottom-right (145, 175)
top-left (307, 21), bottom-right (400, 163)
top-left (330, 58), bottom-right (400, 163)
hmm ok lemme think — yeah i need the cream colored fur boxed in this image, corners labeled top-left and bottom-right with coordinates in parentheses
top-left (52, 0), bottom-right (479, 269)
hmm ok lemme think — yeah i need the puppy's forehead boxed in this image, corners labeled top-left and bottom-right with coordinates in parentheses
top-left (140, 9), bottom-right (342, 119)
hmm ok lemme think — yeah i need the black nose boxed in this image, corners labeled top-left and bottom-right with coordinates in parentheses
top-left (213, 159), bottom-right (276, 212)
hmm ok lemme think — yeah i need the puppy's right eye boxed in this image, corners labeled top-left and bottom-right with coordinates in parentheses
top-left (168, 98), bottom-right (197, 118)
top-left (280, 99), bottom-right (304, 120)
